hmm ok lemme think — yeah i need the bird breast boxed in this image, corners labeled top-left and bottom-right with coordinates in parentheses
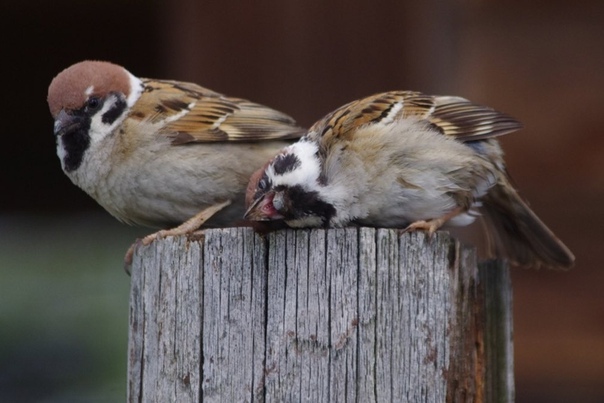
top-left (319, 120), bottom-right (498, 227)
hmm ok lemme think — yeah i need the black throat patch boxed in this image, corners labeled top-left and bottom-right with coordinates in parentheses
top-left (61, 116), bottom-right (91, 172)
top-left (280, 185), bottom-right (336, 226)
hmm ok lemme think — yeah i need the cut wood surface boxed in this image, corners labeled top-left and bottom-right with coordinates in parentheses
top-left (128, 227), bottom-right (513, 402)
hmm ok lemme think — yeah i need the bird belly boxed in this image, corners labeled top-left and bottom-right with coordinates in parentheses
top-left (357, 188), bottom-right (466, 228)
top-left (77, 142), bottom-right (284, 228)
top-left (336, 122), bottom-right (495, 228)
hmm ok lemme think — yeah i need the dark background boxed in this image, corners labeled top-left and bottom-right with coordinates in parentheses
top-left (1, 0), bottom-right (602, 401)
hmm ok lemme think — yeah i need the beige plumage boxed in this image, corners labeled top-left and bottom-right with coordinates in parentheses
top-left (245, 91), bottom-right (574, 269)
top-left (47, 60), bottom-right (304, 247)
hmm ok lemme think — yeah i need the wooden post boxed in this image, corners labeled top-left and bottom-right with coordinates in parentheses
top-left (127, 228), bottom-right (513, 402)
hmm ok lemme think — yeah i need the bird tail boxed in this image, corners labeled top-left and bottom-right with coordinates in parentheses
top-left (480, 175), bottom-right (574, 269)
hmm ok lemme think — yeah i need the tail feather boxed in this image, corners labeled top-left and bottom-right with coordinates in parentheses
top-left (480, 179), bottom-right (575, 270)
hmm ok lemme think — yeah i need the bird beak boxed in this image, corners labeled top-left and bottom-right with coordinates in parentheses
top-left (53, 109), bottom-right (80, 137)
top-left (244, 192), bottom-right (285, 221)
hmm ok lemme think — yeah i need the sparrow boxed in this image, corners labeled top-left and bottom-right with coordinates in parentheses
top-left (47, 60), bottom-right (304, 252)
top-left (244, 91), bottom-right (575, 269)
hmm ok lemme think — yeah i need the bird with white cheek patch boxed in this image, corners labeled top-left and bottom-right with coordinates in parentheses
top-left (48, 60), bottom-right (304, 265)
top-left (245, 91), bottom-right (574, 269)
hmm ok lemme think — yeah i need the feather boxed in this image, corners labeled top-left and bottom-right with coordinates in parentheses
top-left (309, 91), bottom-right (522, 144)
top-left (135, 79), bottom-right (305, 143)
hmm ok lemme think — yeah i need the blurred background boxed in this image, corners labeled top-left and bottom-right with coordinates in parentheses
top-left (1, 0), bottom-right (602, 401)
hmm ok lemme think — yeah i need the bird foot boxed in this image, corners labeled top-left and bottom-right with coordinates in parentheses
top-left (141, 199), bottom-right (231, 246)
top-left (122, 200), bottom-right (231, 274)
top-left (404, 219), bottom-right (444, 237)
top-left (403, 207), bottom-right (464, 237)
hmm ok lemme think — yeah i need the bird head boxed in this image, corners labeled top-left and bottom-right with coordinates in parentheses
top-left (244, 139), bottom-right (335, 228)
top-left (47, 60), bottom-right (143, 173)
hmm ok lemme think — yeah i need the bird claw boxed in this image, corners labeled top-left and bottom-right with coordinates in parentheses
top-left (121, 200), bottom-right (232, 275)
top-left (124, 238), bottom-right (144, 275)
top-left (141, 230), bottom-right (167, 246)
top-left (404, 220), bottom-right (440, 237)
top-left (403, 207), bottom-right (464, 238)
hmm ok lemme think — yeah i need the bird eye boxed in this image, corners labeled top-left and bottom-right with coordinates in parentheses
top-left (86, 97), bottom-right (101, 111)
top-left (258, 177), bottom-right (268, 191)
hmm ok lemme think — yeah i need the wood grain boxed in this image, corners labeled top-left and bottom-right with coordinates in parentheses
top-left (128, 228), bottom-right (513, 402)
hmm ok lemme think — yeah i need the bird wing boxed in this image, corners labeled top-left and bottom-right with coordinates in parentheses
top-left (309, 91), bottom-right (522, 143)
top-left (134, 79), bottom-right (305, 144)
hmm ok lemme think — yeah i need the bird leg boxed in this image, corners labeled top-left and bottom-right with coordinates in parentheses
top-left (141, 200), bottom-right (232, 246)
top-left (404, 207), bottom-right (464, 236)
top-left (124, 200), bottom-right (231, 272)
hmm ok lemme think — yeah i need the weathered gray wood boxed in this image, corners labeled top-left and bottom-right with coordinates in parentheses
top-left (128, 237), bottom-right (203, 403)
top-left (128, 227), bottom-right (514, 402)
top-left (201, 228), bottom-right (267, 402)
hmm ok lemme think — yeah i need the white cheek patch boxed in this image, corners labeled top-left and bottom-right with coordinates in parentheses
top-left (268, 140), bottom-right (321, 190)
top-left (86, 74), bottom-right (143, 147)
top-left (126, 73), bottom-right (143, 108)
top-left (88, 96), bottom-right (122, 144)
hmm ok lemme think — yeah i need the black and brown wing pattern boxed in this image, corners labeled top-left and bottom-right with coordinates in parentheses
top-left (427, 95), bottom-right (522, 141)
top-left (309, 91), bottom-right (522, 143)
top-left (134, 79), bottom-right (305, 144)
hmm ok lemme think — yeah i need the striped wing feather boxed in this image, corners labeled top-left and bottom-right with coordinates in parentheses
top-left (136, 79), bottom-right (304, 144)
top-left (310, 91), bottom-right (522, 142)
